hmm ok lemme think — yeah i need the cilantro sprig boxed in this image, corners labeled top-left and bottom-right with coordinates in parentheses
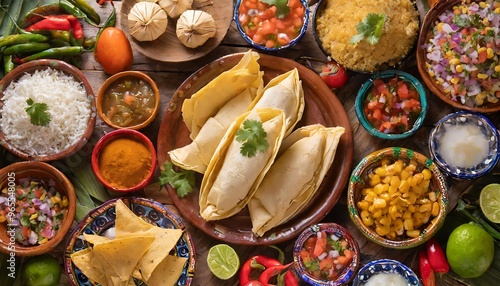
top-left (235, 119), bottom-right (269, 157)
top-left (159, 161), bottom-right (195, 198)
top-left (25, 98), bottom-right (51, 126)
top-left (261, 0), bottom-right (290, 19)
top-left (350, 13), bottom-right (387, 45)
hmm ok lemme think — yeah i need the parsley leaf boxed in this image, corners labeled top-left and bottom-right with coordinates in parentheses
top-left (261, 0), bottom-right (290, 19)
top-left (159, 161), bottom-right (195, 198)
top-left (25, 98), bottom-right (51, 126)
top-left (350, 13), bottom-right (387, 45)
top-left (235, 119), bottom-right (269, 157)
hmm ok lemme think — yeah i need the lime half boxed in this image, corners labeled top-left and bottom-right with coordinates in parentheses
top-left (480, 183), bottom-right (500, 223)
top-left (207, 244), bottom-right (240, 280)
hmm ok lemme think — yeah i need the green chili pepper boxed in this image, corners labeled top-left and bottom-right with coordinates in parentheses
top-left (3, 42), bottom-right (51, 55)
top-left (49, 38), bottom-right (71, 47)
top-left (3, 55), bottom-right (15, 74)
top-left (18, 4), bottom-right (65, 29)
top-left (94, 1), bottom-right (116, 50)
top-left (59, 0), bottom-right (99, 26)
top-left (51, 30), bottom-right (71, 43)
top-left (19, 46), bottom-right (86, 64)
top-left (66, 0), bottom-right (101, 25)
top-left (83, 36), bottom-right (96, 50)
top-left (0, 34), bottom-right (49, 49)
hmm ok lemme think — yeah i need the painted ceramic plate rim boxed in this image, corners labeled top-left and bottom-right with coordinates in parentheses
top-left (63, 197), bottom-right (195, 286)
top-left (156, 52), bottom-right (354, 245)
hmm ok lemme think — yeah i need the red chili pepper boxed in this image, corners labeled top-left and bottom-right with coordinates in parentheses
top-left (258, 263), bottom-right (298, 286)
top-left (244, 282), bottom-right (265, 286)
top-left (239, 256), bottom-right (282, 286)
top-left (25, 16), bottom-right (72, 32)
top-left (426, 238), bottom-right (450, 275)
top-left (419, 250), bottom-right (436, 286)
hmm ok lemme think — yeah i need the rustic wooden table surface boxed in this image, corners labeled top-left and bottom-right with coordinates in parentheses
top-left (56, 0), bottom-right (499, 285)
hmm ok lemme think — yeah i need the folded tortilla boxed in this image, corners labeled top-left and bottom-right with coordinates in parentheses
top-left (248, 124), bottom-right (345, 236)
top-left (182, 50), bottom-right (263, 139)
top-left (199, 108), bottom-right (286, 221)
top-left (169, 68), bottom-right (304, 174)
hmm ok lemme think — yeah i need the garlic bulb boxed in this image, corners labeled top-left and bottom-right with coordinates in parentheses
top-left (176, 10), bottom-right (216, 48)
top-left (159, 0), bottom-right (193, 19)
top-left (128, 2), bottom-right (168, 42)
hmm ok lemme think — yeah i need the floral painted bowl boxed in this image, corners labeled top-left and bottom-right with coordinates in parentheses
top-left (347, 147), bottom-right (448, 249)
top-left (429, 111), bottom-right (499, 180)
top-left (293, 223), bottom-right (361, 285)
top-left (352, 259), bottom-right (420, 286)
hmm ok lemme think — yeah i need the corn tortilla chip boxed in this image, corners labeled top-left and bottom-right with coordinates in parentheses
top-left (146, 255), bottom-right (188, 286)
top-left (70, 248), bottom-right (108, 285)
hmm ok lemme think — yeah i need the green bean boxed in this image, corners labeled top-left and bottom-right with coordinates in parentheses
top-left (3, 55), bottom-right (15, 74)
top-left (0, 33), bottom-right (48, 49)
top-left (67, 0), bottom-right (101, 25)
top-left (3, 42), bottom-right (51, 55)
top-left (19, 46), bottom-right (86, 63)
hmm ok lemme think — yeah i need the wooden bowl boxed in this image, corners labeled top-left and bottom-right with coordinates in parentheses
top-left (97, 71), bottom-right (160, 130)
top-left (91, 129), bottom-right (157, 193)
top-left (347, 147), bottom-right (448, 249)
top-left (416, 0), bottom-right (500, 112)
top-left (0, 161), bottom-right (76, 256)
top-left (0, 59), bottom-right (96, 161)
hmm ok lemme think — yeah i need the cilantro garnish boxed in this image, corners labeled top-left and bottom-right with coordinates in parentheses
top-left (261, 0), bottom-right (290, 19)
top-left (25, 98), bottom-right (51, 126)
top-left (235, 119), bottom-right (269, 158)
top-left (350, 13), bottom-right (387, 45)
top-left (159, 161), bottom-right (195, 198)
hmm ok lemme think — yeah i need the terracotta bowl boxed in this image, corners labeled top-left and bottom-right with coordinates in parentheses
top-left (0, 60), bottom-right (96, 161)
top-left (347, 147), bottom-right (448, 249)
top-left (352, 259), bottom-right (420, 286)
top-left (233, 0), bottom-right (309, 52)
top-left (416, 0), bottom-right (500, 113)
top-left (97, 71), bottom-right (160, 130)
top-left (293, 223), bottom-right (361, 286)
top-left (0, 161), bottom-right (76, 256)
top-left (355, 70), bottom-right (428, 140)
top-left (91, 129), bottom-right (157, 193)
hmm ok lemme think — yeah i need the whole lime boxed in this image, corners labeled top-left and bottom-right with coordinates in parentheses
top-left (21, 254), bottom-right (61, 286)
top-left (446, 223), bottom-right (494, 278)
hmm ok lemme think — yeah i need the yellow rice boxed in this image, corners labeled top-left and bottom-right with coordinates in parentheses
top-left (315, 0), bottom-right (419, 72)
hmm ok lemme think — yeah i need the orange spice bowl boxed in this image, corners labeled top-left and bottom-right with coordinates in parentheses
top-left (96, 71), bottom-right (160, 130)
top-left (91, 129), bottom-right (157, 193)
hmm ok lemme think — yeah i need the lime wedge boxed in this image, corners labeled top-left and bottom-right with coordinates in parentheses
top-left (480, 183), bottom-right (500, 223)
top-left (207, 244), bottom-right (240, 280)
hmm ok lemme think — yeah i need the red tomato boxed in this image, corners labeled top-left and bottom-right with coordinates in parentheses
top-left (320, 62), bottom-right (348, 89)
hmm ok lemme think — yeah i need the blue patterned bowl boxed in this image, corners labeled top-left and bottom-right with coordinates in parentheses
top-left (63, 197), bottom-right (195, 286)
top-left (429, 111), bottom-right (499, 180)
top-left (293, 223), bottom-right (360, 286)
top-left (352, 259), bottom-right (420, 286)
top-left (233, 0), bottom-right (309, 52)
top-left (347, 147), bottom-right (448, 249)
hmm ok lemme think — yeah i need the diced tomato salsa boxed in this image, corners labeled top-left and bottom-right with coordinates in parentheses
top-left (363, 76), bottom-right (422, 134)
top-left (238, 0), bottom-right (305, 49)
top-left (300, 230), bottom-right (354, 281)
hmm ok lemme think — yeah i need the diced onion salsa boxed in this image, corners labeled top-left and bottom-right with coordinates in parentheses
top-left (363, 76), bottom-right (422, 134)
top-left (423, 0), bottom-right (500, 107)
top-left (300, 230), bottom-right (354, 281)
top-left (238, 0), bottom-right (306, 49)
top-left (0, 178), bottom-right (68, 245)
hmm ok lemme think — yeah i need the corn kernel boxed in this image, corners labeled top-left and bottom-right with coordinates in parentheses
top-left (375, 167), bottom-right (386, 177)
top-left (408, 204), bottom-right (418, 213)
top-left (40, 192), bottom-right (46, 200)
top-left (479, 1), bottom-right (487, 8)
top-left (373, 209), bottom-right (383, 219)
top-left (449, 58), bottom-right (460, 65)
top-left (429, 191), bottom-right (437, 202)
top-left (399, 180), bottom-right (410, 193)
top-left (420, 203), bottom-right (432, 213)
top-left (423, 212), bottom-right (432, 224)
top-left (495, 65), bottom-right (500, 73)
top-left (455, 64), bottom-right (463, 73)
top-left (403, 210), bottom-right (412, 220)
top-left (437, 22), bottom-right (444, 32)
top-left (373, 198), bottom-right (387, 209)
top-left (404, 218), bottom-right (414, 230)
top-left (361, 210), bottom-right (373, 226)
top-left (450, 77), bottom-right (460, 84)
top-left (487, 48), bottom-right (494, 59)
top-left (478, 73), bottom-right (489, 79)
top-left (379, 215), bottom-right (392, 227)
top-left (394, 160), bottom-right (403, 173)
top-left (495, 7), bottom-right (500, 13)
top-left (370, 174), bottom-right (381, 186)
top-left (382, 176), bottom-right (392, 184)
top-left (373, 184), bottom-right (385, 195)
top-left (358, 201), bottom-right (369, 210)
top-left (445, 50), bottom-right (453, 57)
top-left (39, 237), bottom-right (49, 244)
top-left (387, 231), bottom-right (397, 240)
top-left (422, 169), bottom-right (432, 180)
top-left (379, 193), bottom-right (390, 202)
top-left (394, 218), bottom-right (404, 235)
top-left (61, 196), bottom-right (69, 207)
top-left (390, 175), bottom-right (400, 187)
top-left (388, 185), bottom-right (398, 196)
top-left (400, 170), bottom-right (410, 180)
top-left (431, 202), bottom-right (440, 216)
top-left (406, 230), bottom-right (421, 238)
top-left (29, 213), bottom-right (38, 220)
top-left (368, 205), bottom-right (375, 213)
top-left (376, 225), bottom-right (391, 236)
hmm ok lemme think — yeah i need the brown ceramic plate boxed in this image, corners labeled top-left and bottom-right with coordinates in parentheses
top-left (120, 0), bottom-right (232, 62)
top-left (157, 53), bottom-right (353, 245)
top-left (416, 0), bottom-right (500, 113)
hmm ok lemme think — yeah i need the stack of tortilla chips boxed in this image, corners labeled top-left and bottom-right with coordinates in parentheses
top-left (71, 199), bottom-right (187, 286)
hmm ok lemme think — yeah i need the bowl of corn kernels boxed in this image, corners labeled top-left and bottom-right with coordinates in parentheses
top-left (347, 147), bottom-right (449, 249)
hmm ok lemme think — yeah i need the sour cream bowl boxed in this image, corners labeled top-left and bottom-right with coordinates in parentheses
top-left (429, 111), bottom-right (499, 180)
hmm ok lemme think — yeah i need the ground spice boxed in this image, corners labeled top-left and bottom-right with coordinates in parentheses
top-left (98, 137), bottom-right (152, 189)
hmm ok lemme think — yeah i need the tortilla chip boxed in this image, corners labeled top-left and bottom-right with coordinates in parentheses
top-left (114, 199), bottom-right (154, 237)
top-left (92, 235), bottom-right (155, 284)
top-left (83, 233), bottom-right (110, 245)
top-left (71, 248), bottom-right (108, 285)
top-left (146, 255), bottom-right (188, 286)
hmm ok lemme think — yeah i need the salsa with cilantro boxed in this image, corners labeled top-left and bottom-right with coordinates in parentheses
top-left (0, 178), bottom-right (68, 246)
top-left (363, 76), bottom-right (422, 134)
top-left (299, 230), bottom-right (354, 280)
top-left (237, 0), bottom-right (306, 49)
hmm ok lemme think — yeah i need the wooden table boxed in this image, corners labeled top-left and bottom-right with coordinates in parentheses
top-left (69, 0), bottom-right (496, 285)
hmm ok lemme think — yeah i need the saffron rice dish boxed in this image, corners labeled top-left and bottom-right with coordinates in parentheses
top-left (315, 0), bottom-right (419, 72)
top-left (0, 68), bottom-right (92, 156)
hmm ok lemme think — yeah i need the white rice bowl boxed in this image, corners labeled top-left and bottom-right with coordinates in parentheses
top-left (0, 68), bottom-right (92, 156)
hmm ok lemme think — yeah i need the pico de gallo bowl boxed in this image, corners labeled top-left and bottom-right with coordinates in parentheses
top-left (234, 0), bottom-right (309, 51)
top-left (293, 223), bottom-right (360, 286)
top-left (355, 70), bottom-right (428, 140)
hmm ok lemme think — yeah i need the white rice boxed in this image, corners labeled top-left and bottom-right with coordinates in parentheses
top-left (0, 68), bottom-right (91, 156)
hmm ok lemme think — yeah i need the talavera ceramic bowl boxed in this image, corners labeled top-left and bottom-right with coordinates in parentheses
top-left (352, 259), bottom-right (420, 286)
